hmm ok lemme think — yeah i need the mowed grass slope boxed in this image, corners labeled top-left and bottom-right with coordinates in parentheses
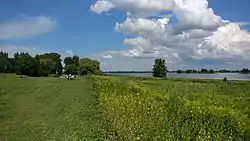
top-left (0, 74), bottom-right (105, 141)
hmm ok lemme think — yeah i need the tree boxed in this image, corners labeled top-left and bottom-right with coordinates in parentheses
top-left (176, 70), bottom-right (183, 74)
top-left (73, 55), bottom-right (79, 66)
top-left (63, 55), bottom-right (80, 75)
top-left (200, 69), bottom-right (209, 73)
top-left (65, 64), bottom-right (78, 75)
top-left (64, 57), bottom-right (74, 66)
top-left (15, 53), bottom-right (40, 76)
top-left (38, 53), bottom-right (62, 74)
top-left (0, 52), bottom-right (15, 73)
top-left (152, 58), bottom-right (167, 78)
top-left (209, 69), bottom-right (215, 74)
top-left (241, 68), bottom-right (249, 74)
top-left (38, 62), bottom-right (50, 76)
top-left (185, 69), bottom-right (192, 73)
top-left (78, 58), bottom-right (100, 75)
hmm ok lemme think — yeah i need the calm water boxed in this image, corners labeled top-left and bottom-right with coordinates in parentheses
top-left (105, 73), bottom-right (250, 81)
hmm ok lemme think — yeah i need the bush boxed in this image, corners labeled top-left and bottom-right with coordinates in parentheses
top-left (223, 77), bottom-right (228, 81)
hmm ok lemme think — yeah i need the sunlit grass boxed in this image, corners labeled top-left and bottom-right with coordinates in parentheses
top-left (93, 75), bottom-right (250, 140)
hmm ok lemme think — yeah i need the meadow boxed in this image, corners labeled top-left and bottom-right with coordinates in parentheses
top-left (1, 74), bottom-right (250, 140)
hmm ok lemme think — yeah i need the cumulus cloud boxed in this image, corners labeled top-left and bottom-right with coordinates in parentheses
top-left (90, 0), bottom-right (115, 14)
top-left (90, 0), bottom-right (250, 70)
top-left (0, 16), bottom-right (56, 40)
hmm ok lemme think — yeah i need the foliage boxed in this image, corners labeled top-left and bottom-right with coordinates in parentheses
top-left (241, 68), bottom-right (250, 74)
top-left (209, 69), bottom-right (215, 73)
top-left (38, 62), bottom-right (50, 76)
top-left (200, 69), bottom-right (209, 73)
top-left (78, 58), bottom-right (101, 75)
top-left (14, 53), bottom-right (41, 76)
top-left (152, 58), bottom-right (167, 78)
top-left (38, 53), bottom-right (62, 74)
top-left (0, 52), bottom-right (14, 73)
top-left (63, 55), bottom-right (80, 75)
top-left (64, 64), bottom-right (78, 75)
top-left (223, 77), bottom-right (228, 81)
top-left (176, 70), bottom-right (183, 73)
top-left (93, 76), bottom-right (250, 140)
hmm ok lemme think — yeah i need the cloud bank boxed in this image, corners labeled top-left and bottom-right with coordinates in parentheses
top-left (91, 0), bottom-right (250, 70)
top-left (0, 16), bottom-right (56, 40)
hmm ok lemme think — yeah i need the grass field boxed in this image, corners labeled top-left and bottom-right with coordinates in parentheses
top-left (1, 74), bottom-right (250, 140)
top-left (0, 74), bottom-right (106, 141)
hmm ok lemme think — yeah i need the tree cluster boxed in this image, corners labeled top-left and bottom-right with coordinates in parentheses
top-left (0, 51), bottom-right (101, 77)
top-left (0, 52), bottom-right (63, 77)
top-left (63, 56), bottom-right (101, 75)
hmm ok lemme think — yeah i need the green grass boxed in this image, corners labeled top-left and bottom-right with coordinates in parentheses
top-left (1, 74), bottom-right (250, 140)
top-left (0, 74), bottom-right (106, 141)
top-left (93, 75), bottom-right (250, 140)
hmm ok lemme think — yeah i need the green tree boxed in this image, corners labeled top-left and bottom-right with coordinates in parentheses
top-left (15, 53), bottom-right (40, 76)
top-left (185, 69), bottom-right (192, 73)
top-left (200, 69), bottom-right (209, 73)
top-left (0, 52), bottom-right (13, 73)
top-left (78, 58), bottom-right (100, 75)
top-left (209, 69), bottom-right (215, 74)
top-left (38, 62), bottom-right (50, 76)
top-left (152, 58), bottom-right (167, 78)
top-left (64, 57), bottom-right (74, 66)
top-left (241, 68), bottom-right (249, 74)
top-left (65, 64), bottom-right (78, 75)
top-left (176, 70), bottom-right (183, 74)
top-left (38, 53), bottom-right (62, 74)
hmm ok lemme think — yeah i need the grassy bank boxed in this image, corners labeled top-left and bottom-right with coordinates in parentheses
top-left (1, 74), bottom-right (250, 140)
top-left (93, 75), bottom-right (250, 140)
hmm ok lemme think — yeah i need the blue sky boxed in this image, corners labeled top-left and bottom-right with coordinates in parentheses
top-left (0, 0), bottom-right (250, 70)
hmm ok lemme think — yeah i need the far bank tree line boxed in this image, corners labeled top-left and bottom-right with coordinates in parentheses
top-left (0, 51), bottom-right (100, 77)
top-left (152, 58), bottom-right (250, 78)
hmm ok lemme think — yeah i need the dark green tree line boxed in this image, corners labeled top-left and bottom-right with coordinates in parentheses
top-left (0, 51), bottom-right (101, 76)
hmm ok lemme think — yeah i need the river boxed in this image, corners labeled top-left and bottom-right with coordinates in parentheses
top-left (104, 73), bottom-right (250, 81)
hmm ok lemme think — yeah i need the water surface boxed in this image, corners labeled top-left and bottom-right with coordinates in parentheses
top-left (105, 73), bottom-right (250, 81)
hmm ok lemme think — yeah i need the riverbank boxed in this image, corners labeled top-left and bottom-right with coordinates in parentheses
top-left (0, 74), bottom-right (250, 140)
top-left (104, 72), bottom-right (250, 81)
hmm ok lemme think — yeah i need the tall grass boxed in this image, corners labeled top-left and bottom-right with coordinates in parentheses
top-left (93, 76), bottom-right (250, 140)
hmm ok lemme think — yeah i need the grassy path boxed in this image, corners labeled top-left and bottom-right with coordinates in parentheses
top-left (0, 75), bottom-right (105, 141)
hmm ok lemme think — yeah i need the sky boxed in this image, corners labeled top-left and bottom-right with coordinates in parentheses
top-left (0, 0), bottom-right (250, 71)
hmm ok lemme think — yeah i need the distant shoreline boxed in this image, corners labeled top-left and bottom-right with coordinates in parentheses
top-left (103, 71), bottom-right (249, 74)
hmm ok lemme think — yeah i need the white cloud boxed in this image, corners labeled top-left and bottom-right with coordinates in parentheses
top-left (173, 0), bottom-right (223, 31)
top-left (0, 44), bottom-right (48, 56)
top-left (102, 54), bottom-right (113, 59)
top-left (90, 0), bottom-right (115, 14)
top-left (0, 16), bottom-right (56, 40)
top-left (116, 17), bottom-right (169, 38)
top-left (65, 50), bottom-right (74, 57)
top-left (90, 0), bottom-right (250, 70)
top-left (123, 37), bottom-right (153, 53)
top-left (234, 22), bottom-right (250, 27)
top-left (195, 23), bottom-right (250, 60)
top-left (91, 0), bottom-right (176, 17)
